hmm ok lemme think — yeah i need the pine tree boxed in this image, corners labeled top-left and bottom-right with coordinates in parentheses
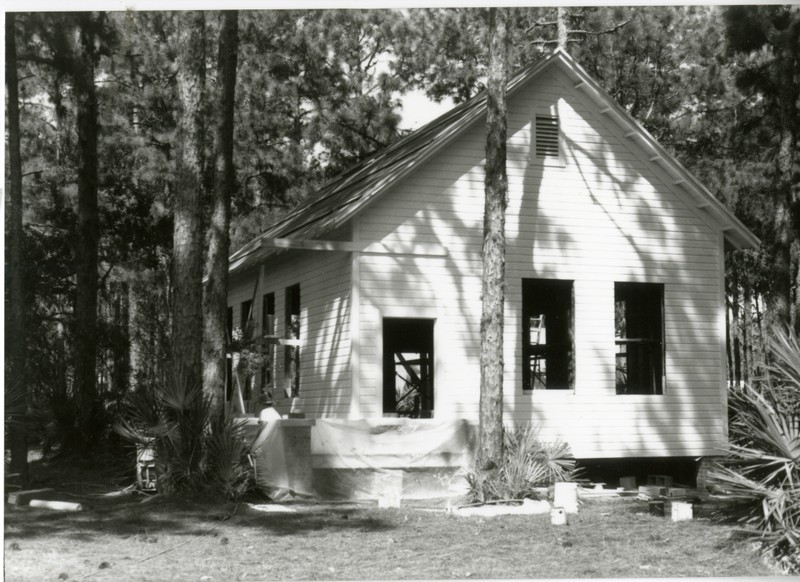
top-left (478, 6), bottom-right (509, 469)
top-left (172, 11), bottom-right (206, 393)
top-left (6, 12), bottom-right (29, 481)
top-left (724, 6), bottom-right (800, 333)
top-left (71, 12), bottom-right (102, 444)
top-left (203, 11), bottom-right (239, 413)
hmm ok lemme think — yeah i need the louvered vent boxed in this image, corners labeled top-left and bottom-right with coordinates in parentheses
top-left (535, 114), bottom-right (559, 158)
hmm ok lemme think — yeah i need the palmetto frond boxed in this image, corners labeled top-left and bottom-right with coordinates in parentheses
top-left (710, 328), bottom-right (800, 573)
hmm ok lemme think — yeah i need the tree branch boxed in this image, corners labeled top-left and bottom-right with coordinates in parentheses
top-left (525, 19), bottom-right (558, 33)
top-left (336, 118), bottom-right (388, 148)
top-left (568, 18), bottom-right (633, 37)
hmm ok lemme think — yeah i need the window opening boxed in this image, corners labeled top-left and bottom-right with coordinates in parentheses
top-left (284, 284), bottom-right (300, 397)
top-left (260, 293), bottom-right (275, 393)
top-left (535, 114), bottom-right (559, 158)
top-left (383, 318), bottom-right (434, 418)
top-left (615, 282), bottom-right (664, 395)
top-left (522, 279), bottom-right (574, 390)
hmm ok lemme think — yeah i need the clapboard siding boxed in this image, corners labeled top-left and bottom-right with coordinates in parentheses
top-left (353, 64), bottom-right (726, 458)
top-left (229, 250), bottom-right (352, 418)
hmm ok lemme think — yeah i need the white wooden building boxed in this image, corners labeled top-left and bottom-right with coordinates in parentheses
top-left (227, 50), bottom-right (757, 462)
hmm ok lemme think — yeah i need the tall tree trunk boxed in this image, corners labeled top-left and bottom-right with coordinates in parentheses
top-left (742, 284), bottom-right (753, 385)
top-left (725, 293), bottom-right (733, 385)
top-left (731, 276), bottom-right (742, 388)
top-left (72, 13), bottom-right (101, 446)
top-left (556, 7), bottom-right (568, 50)
top-left (203, 11), bottom-right (239, 415)
top-left (111, 281), bottom-right (131, 398)
top-left (478, 7), bottom-right (509, 470)
top-left (771, 16), bottom-right (800, 334)
top-left (128, 282), bottom-right (142, 391)
top-left (172, 11), bottom-right (207, 392)
top-left (755, 294), bottom-right (767, 377)
top-left (6, 12), bottom-right (29, 481)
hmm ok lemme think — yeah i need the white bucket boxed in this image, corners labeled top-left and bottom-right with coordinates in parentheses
top-left (553, 482), bottom-right (579, 514)
top-left (671, 501), bottom-right (693, 522)
top-left (550, 506), bottom-right (567, 525)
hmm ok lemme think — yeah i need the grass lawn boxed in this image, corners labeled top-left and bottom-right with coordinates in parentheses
top-left (4, 485), bottom-right (779, 581)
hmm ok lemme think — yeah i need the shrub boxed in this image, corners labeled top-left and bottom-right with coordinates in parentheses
top-left (115, 370), bottom-right (255, 500)
top-left (464, 425), bottom-right (580, 503)
top-left (205, 413), bottom-right (256, 500)
top-left (709, 329), bottom-right (800, 574)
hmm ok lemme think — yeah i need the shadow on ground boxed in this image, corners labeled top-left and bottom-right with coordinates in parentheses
top-left (5, 453), bottom-right (397, 544)
top-left (5, 492), bottom-right (398, 543)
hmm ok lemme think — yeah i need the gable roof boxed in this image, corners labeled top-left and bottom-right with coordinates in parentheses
top-left (229, 49), bottom-right (758, 274)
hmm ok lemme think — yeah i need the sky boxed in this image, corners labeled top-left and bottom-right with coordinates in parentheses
top-left (398, 90), bottom-right (454, 130)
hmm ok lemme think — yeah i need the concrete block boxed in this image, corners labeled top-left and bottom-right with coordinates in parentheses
top-left (29, 499), bottom-right (82, 511)
top-left (377, 494), bottom-right (401, 509)
top-left (281, 419), bottom-right (315, 495)
top-left (695, 457), bottom-right (718, 498)
top-left (649, 500), bottom-right (665, 516)
top-left (647, 474), bottom-right (673, 488)
top-left (638, 485), bottom-right (665, 498)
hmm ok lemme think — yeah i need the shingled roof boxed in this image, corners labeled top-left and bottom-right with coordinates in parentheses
top-left (229, 49), bottom-right (758, 274)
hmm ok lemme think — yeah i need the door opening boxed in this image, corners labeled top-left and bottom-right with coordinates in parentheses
top-left (382, 318), bottom-right (434, 418)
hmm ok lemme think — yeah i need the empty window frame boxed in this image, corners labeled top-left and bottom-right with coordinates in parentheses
top-left (284, 284), bottom-right (300, 397)
top-left (535, 114), bottom-right (559, 159)
top-left (383, 318), bottom-right (434, 418)
top-left (260, 292), bottom-right (275, 392)
top-left (615, 282), bottom-right (664, 395)
top-left (522, 279), bottom-right (575, 391)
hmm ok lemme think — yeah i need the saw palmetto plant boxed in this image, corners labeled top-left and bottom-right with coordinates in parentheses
top-left (115, 368), bottom-right (254, 498)
top-left (464, 424), bottom-right (581, 503)
top-left (710, 329), bottom-right (800, 573)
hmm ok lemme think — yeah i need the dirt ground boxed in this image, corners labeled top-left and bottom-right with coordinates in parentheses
top-left (4, 486), bottom-right (779, 581)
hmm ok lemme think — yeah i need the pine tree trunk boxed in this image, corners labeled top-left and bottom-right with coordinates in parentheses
top-left (742, 284), bottom-right (753, 385)
top-left (173, 11), bottom-right (207, 392)
top-left (5, 12), bottom-right (29, 481)
top-left (730, 277), bottom-right (742, 388)
top-left (772, 18), bottom-right (800, 334)
top-left (725, 293), bottom-right (733, 385)
top-left (556, 7), bottom-right (568, 50)
top-left (478, 7), bottom-right (509, 470)
top-left (203, 11), bottom-right (239, 415)
top-left (755, 294), bottom-right (767, 374)
top-left (72, 14), bottom-right (100, 445)
top-left (111, 281), bottom-right (130, 397)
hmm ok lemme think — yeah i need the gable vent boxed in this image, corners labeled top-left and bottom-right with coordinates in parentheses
top-left (535, 114), bottom-right (559, 158)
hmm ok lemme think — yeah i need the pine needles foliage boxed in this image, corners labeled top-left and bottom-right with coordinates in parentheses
top-left (710, 328), bottom-right (800, 574)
